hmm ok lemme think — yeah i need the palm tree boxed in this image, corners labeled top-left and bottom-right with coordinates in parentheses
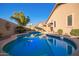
top-left (11, 12), bottom-right (30, 26)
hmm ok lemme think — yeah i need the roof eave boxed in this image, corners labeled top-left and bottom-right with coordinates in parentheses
top-left (45, 3), bottom-right (65, 24)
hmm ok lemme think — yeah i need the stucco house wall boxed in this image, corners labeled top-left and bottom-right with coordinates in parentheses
top-left (36, 22), bottom-right (51, 32)
top-left (46, 3), bottom-right (79, 35)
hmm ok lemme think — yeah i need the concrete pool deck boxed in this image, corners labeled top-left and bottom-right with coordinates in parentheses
top-left (0, 34), bottom-right (79, 56)
top-left (70, 38), bottom-right (79, 56)
top-left (0, 32), bottom-right (28, 56)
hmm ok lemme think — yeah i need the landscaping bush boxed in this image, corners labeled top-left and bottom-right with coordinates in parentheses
top-left (70, 29), bottom-right (79, 36)
top-left (57, 29), bottom-right (63, 35)
top-left (0, 33), bottom-right (3, 40)
top-left (15, 26), bottom-right (26, 33)
top-left (0, 33), bottom-right (2, 37)
top-left (0, 35), bottom-right (2, 38)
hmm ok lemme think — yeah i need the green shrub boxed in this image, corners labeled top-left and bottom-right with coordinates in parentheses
top-left (57, 29), bottom-right (63, 35)
top-left (0, 33), bottom-right (2, 37)
top-left (70, 29), bottom-right (79, 36)
top-left (0, 33), bottom-right (3, 40)
top-left (15, 26), bottom-right (26, 33)
top-left (0, 35), bottom-right (2, 38)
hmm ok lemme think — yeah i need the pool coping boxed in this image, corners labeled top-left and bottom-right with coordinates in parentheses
top-left (46, 34), bottom-right (79, 56)
top-left (70, 38), bottom-right (79, 56)
top-left (0, 33), bottom-right (79, 56)
top-left (0, 32), bottom-right (30, 56)
top-left (0, 34), bottom-right (17, 56)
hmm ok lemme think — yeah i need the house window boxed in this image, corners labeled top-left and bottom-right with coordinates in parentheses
top-left (54, 21), bottom-right (56, 27)
top-left (67, 15), bottom-right (72, 26)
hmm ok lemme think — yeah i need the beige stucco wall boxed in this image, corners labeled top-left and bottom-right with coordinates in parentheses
top-left (0, 19), bottom-right (17, 37)
top-left (47, 4), bottom-right (79, 35)
top-left (37, 22), bottom-right (51, 32)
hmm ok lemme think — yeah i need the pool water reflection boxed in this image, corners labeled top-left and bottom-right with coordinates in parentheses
top-left (3, 31), bottom-right (77, 56)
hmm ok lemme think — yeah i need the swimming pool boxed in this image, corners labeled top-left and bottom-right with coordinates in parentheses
top-left (3, 31), bottom-right (77, 56)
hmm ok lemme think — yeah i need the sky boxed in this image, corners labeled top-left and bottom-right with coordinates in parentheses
top-left (0, 3), bottom-right (55, 25)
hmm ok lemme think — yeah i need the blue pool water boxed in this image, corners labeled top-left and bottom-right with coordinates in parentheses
top-left (3, 31), bottom-right (77, 56)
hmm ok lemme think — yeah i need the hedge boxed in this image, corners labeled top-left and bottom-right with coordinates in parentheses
top-left (70, 29), bottom-right (79, 36)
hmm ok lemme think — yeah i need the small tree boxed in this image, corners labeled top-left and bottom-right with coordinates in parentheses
top-left (11, 12), bottom-right (30, 26)
top-left (11, 12), bottom-right (30, 33)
